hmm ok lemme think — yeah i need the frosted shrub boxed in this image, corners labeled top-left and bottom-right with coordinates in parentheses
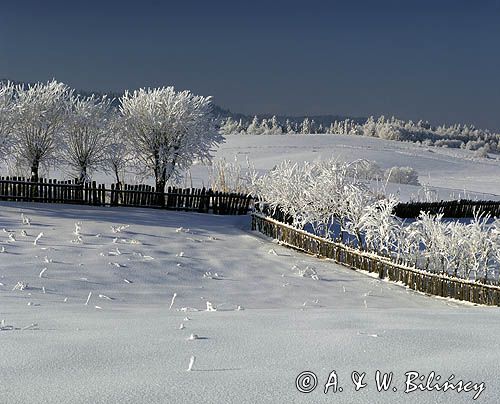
top-left (413, 211), bottom-right (499, 281)
top-left (359, 197), bottom-right (401, 255)
top-left (208, 157), bottom-right (255, 194)
top-left (255, 158), bottom-right (500, 282)
top-left (474, 145), bottom-right (490, 158)
top-left (384, 167), bottom-right (420, 185)
top-left (465, 140), bottom-right (486, 151)
top-left (352, 160), bottom-right (383, 181)
top-left (434, 139), bottom-right (463, 148)
top-left (253, 158), bottom-right (377, 241)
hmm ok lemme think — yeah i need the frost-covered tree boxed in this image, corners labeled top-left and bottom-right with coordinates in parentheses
top-left (362, 116), bottom-right (376, 137)
top-left (260, 118), bottom-right (271, 135)
top-left (0, 81), bottom-right (15, 161)
top-left (285, 119), bottom-right (295, 134)
top-left (11, 80), bottom-right (71, 181)
top-left (103, 112), bottom-right (131, 185)
top-left (237, 119), bottom-right (245, 134)
top-left (246, 116), bottom-right (262, 135)
top-left (219, 117), bottom-right (239, 136)
top-left (300, 118), bottom-right (311, 134)
top-left (269, 115), bottom-right (283, 135)
top-left (253, 158), bottom-right (375, 242)
top-left (63, 95), bottom-right (113, 183)
top-left (119, 86), bottom-right (220, 205)
top-left (376, 116), bottom-right (402, 140)
top-left (326, 122), bottom-right (337, 134)
top-left (310, 119), bottom-right (317, 134)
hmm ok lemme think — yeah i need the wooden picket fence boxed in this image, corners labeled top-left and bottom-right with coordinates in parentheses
top-left (256, 200), bottom-right (500, 221)
top-left (0, 176), bottom-right (253, 215)
top-left (252, 213), bottom-right (500, 306)
top-left (394, 199), bottom-right (500, 218)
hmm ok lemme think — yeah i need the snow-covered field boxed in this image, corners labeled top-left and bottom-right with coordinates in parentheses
top-left (1, 201), bottom-right (500, 403)
top-left (189, 134), bottom-right (500, 201)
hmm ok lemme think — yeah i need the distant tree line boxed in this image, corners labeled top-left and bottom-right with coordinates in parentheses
top-left (219, 115), bottom-right (500, 157)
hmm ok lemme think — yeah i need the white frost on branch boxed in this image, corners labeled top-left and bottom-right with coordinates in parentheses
top-left (0, 81), bottom-right (15, 161)
top-left (11, 80), bottom-right (71, 180)
top-left (62, 94), bottom-right (113, 183)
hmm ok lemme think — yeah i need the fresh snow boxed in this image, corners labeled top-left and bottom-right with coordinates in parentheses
top-left (1, 201), bottom-right (500, 403)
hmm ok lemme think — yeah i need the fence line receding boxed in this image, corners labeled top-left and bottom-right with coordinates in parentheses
top-left (252, 213), bottom-right (500, 306)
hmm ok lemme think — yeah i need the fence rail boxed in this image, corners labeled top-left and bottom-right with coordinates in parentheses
top-left (0, 177), bottom-right (252, 215)
top-left (252, 213), bottom-right (500, 306)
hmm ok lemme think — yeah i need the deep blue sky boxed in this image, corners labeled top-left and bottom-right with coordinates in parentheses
top-left (1, 0), bottom-right (499, 129)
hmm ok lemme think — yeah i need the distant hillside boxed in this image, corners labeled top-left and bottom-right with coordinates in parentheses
top-left (1, 78), bottom-right (364, 126)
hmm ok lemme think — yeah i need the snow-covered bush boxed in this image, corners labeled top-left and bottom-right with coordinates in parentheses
top-left (434, 139), bottom-right (463, 148)
top-left (474, 145), bottom-right (490, 158)
top-left (208, 157), bottom-right (256, 194)
top-left (253, 158), bottom-right (377, 241)
top-left (255, 158), bottom-right (500, 282)
top-left (352, 160), bottom-right (384, 181)
top-left (465, 140), bottom-right (486, 151)
top-left (384, 166), bottom-right (420, 185)
top-left (411, 211), bottom-right (499, 281)
top-left (359, 197), bottom-right (401, 255)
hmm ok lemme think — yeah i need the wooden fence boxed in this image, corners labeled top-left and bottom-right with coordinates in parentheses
top-left (0, 176), bottom-right (252, 215)
top-left (252, 213), bottom-right (500, 306)
top-left (394, 199), bottom-right (500, 218)
top-left (256, 200), bottom-right (500, 221)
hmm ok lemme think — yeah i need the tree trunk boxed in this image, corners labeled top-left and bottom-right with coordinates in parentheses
top-left (113, 166), bottom-right (121, 186)
top-left (155, 178), bottom-right (166, 207)
top-left (78, 166), bottom-right (87, 185)
top-left (31, 160), bottom-right (40, 182)
top-left (112, 165), bottom-right (122, 204)
top-left (30, 159), bottom-right (40, 199)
